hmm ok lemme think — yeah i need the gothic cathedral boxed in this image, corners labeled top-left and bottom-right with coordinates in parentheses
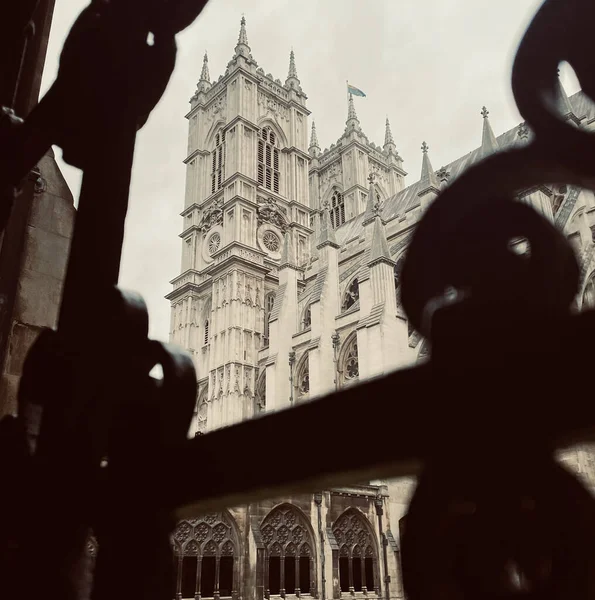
top-left (167, 17), bottom-right (595, 600)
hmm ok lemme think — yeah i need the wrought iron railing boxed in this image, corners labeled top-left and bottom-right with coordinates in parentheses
top-left (2, 0), bottom-right (595, 599)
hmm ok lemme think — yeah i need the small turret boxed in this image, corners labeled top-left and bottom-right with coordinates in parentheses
top-left (196, 52), bottom-right (212, 95)
top-left (234, 16), bottom-right (253, 60)
top-left (383, 117), bottom-right (396, 155)
top-left (345, 93), bottom-right (361, 133)
top-left (285, 49), bottom-right (301, 91)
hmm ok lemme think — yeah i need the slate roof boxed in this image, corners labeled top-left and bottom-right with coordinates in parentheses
top-left (333, 90), bottom-right (594, 238)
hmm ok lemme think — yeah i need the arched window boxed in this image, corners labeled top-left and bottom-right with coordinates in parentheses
top-left (301, 304), bottom-right (311, 331)
top-left (263, 292), bottom-right (275, 347)
top-left (261, 505), bottom-right (316, 597)
top-left (258, 127), bottom-right (280, 194)
top-left (172, 513), bottom-right (239, 600)
top-left (330, 190), bottom-right (345, 229)
top-left (341, 278), bottom-right (359, 313)
top-left (255, 370), bottom-right (266, 413)
top-left (339, 333), bottom-right (359, 388)
top-left (194, 388), bottom-right (208, 436)
top-left (332, 510), bottom-right (379, 595)
top-left (204, 319), bottom-right (210, 346)
top-left (583, 271), bottom-right (595, 310)
top-left (211, 131), bottom-right (226, 194)
top-left (296, 354), bottom-right (310, 399)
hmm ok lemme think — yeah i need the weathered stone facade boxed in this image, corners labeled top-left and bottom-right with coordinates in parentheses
top-left (168, 17), bottom-right (595, 600)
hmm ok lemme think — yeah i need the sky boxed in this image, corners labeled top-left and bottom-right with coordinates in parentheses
top-left (40, 0), bottom-right (581, 343)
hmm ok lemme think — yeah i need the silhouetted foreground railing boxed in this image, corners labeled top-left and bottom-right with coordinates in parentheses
top-left (2, 0), bottom-right (595, 599)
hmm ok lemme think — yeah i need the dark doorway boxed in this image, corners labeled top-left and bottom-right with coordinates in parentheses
top-left (299, 557), bottom-right (310, 593)
top-left (365, 558), bottom-right (375, 591)
top-left (220, 556), bottom-right (234, 596)
top-left (202, 557), bottom-right (216, 598)
top-left (339, 557), bottom-right (349, 592)
top-left (181, 556), bottom-right (198, 599)
top-left (353, 558), bottom-right (362, 592)
top-left (269, 556), bottom-right (281, 595)
top-left (285, 557), bottom-right (296, 593)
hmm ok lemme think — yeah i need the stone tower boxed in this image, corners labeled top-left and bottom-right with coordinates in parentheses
top-left (167, 18), bottom-right (313, 433)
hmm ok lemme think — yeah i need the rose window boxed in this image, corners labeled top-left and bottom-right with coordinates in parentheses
top-left (208, 232), bottom-right (221, 255)
top-left (263, 230), bottom-right (281, 253)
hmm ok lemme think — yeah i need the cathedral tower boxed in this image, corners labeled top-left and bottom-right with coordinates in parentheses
top-left (167, 18), bottom-right (313, 433)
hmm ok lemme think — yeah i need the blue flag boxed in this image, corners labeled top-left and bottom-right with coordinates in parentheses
top-left (347, 84), bottom-right (366, 98)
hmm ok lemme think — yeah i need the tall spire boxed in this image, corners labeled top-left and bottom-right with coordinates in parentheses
top-left (479, 106), bottom-right (499, 158)
top-left (199, 52), bottom-right (210, 83)
top-left (309, 121), bottom-right (320, 157)
top-left (383, 117), bottom-right (396, 154)
top-left (234, 15), bottom-right (252, 59)
top-left (418, 142), bottom-right (440, 197)
top-left (345, 93), bottom-right (361, 133)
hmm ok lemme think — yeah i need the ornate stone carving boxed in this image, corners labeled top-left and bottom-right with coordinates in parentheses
top-left (257, 197), bottom-right (289, 233)
top-left (206, 93), bottom-right (227, 123)
top-left (257, 90), bottom-right (289, 122)
top-left (332, 511), bottom-right (376, 560)
top-left (199, 198), bottom-right (224, 233)
top-left (261, 505), bottom-right (315, 560)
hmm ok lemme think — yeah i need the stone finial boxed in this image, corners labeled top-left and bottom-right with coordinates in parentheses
top-left (234, 15), bottom-right (252, 58)
top-left (199, 52), bottom-right (210, 83)
top-left (479, 106), bottom-right (499, 157)
top-left (517, 122), bottom-right (530, 140)
top-left (421, 141), bottom-right (429, 154)
top-left (309, 121), bottom-right (320, 157)
top-left (436, 166), bottom-right (451, 184)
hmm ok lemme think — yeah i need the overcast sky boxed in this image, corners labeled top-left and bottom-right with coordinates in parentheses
top-left (40, 0), bottom-right (580, 344)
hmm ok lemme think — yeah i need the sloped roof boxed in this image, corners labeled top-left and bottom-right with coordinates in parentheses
top-left (333, 90), bottom-right (593, 235)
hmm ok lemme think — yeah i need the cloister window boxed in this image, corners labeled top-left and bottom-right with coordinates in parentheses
top-left (301, 304), bottom-right (311, 331)
top-left (332, 510), bottom-right (379, 595)
top-left (258, 127), bottom-right (280, 194)
top-left (330, 190), bottom-right (345, 229)
top-left (296, 354), bottom-right (310, 398)
top-left (341, 278), bottom-right (359, 313)
top-left (583, 271), bottom-right (595, 310)
top-left (172, 513), bottom-right (238, 600)
top-left (339, 334), bottom-right (359, 387)
top-left (261, 504), bottom-right (316, 598)
top-left (263, 292), bottom-right (275, 347)
top-left (211, 131), bottom-right (226, 194)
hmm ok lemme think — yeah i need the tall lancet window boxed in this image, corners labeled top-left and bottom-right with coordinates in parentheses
top-left (330, 190), bottom-right (345, 229)
top-left (258, 127), bottom-right (280, 194)
top-left (263, 292), bottom-right (276, 347)
top-left (211, 131), bottom-right (226, 194)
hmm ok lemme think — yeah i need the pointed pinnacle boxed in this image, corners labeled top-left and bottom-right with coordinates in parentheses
top-left (384, 117), bottom-right (395, 147)
top-left (288, 49), bottom-right (298, 79)
top-left (200, 52), bottom-right (210, 83)
top-left (309, 121), bottom-right (320, 149)
top-left (419, 142), bottom-right (440, 193)
top-left (317, 200), bottom-right (339, 249)
top-left (480, 106), bottom-right (499, 156)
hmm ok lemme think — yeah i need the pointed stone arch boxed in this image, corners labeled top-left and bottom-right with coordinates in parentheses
top-left (332, 508), bottom-right (380, 596)
top-left (255, 368), bottom-right (266, 413)
top-left (172, 510), bottom-right (241, 599)
top-left (205, 118), bottom-right (227, 150)
top-left (260, 503), bottom-right (317, 597)
top-left (295, 352), bottom-right (310, 401)
top-left (340, 276), bottom-right (359, 314)
top-left (338, 331), bottom-right (359, 388)
top-left (256, 117), bottom-right (289, 148)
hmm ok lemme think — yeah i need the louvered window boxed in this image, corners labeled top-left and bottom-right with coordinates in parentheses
top-left (330, 190), bottom-right (345, 228)
top-left (211, 131), bottom-right (226, 194)
top-left (258, 127), bottom-right (280, 194)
